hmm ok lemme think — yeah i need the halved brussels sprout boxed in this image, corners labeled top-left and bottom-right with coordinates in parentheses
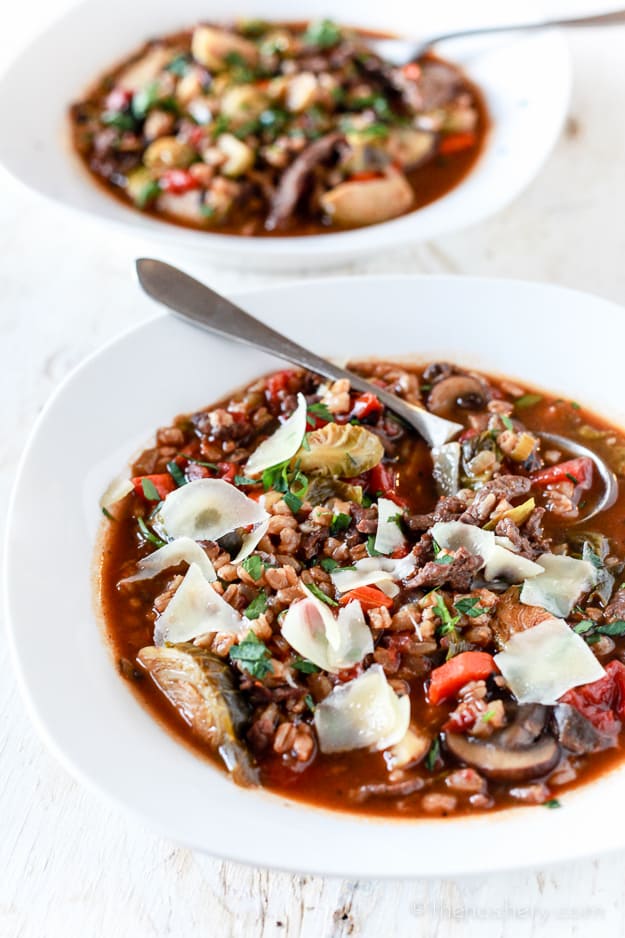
top-left (296, 423), bottom-right (384, 477)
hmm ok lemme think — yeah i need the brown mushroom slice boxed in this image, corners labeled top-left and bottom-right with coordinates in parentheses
top-left (427, 375), bottom-right (486, 417)
top-left (445, 730), bottom-right (560, 782)
top-left (492, 586), bottom-right (552, 647)
top-left (137, 643), bottom-right (259, 786)
top-left (320, 170), bottom-right (414, 228)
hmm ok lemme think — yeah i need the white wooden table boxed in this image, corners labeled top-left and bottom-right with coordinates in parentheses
top-left (3, 3), bottom-right (625, 935)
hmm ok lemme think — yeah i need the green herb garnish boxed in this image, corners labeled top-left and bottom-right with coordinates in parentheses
top-left (501, 415), bottom-right (514, 431)
top-left (141, 478), bottom-right (161, 501)
top-left (425, 738), bottom-right (441, 772)
top-left (245, 590), bottom-right (268, 620)
top-left (241, 555), bottom-right (264, 581)
top-left (433, 593), bottom-right (460, 636)
top-left (131, 81), bottom-right (160, 119)
top-left (307, 583), bottom-right (338, 606)
top-left (229, 631), bottom-right (272, 679)
top-left (101, 506), bottom-right (115, 521)
top-left (307, 401), bottom-right (333, 423)
top-left (304, 18), bottom-right (342, 48)
top-left (284, 491), bottom-right (303, 513)
top-left (454, 596), bottom-right (487, 618)
top-left (137, 515), bottom-right (166, 548)
top-left (544, 798), bottom-right (561, 809)
top-left (330, 512), bottom-right (351, 535)
top-left (367, 534), bottom-right (382, 557)
top-left (234, 474), bottom-right (258, 486)
top-left (136, 179), bottom-right (161, 209)
top-left (292, 657), bottom-right (320, 674)
top-left (515, 393), bottom-right (543, 409)
top-left (166, 54), bottom-right (190, 76)
top-left (101, 111), bottom-right (136, 131)
top-left (166, 460), bottom-right (187, 488)
top-left (304, 693), bottom-right (316, 712)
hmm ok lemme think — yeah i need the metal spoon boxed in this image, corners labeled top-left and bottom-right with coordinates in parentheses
top-left (135, 259), bottom-right (617, 520)
top-left (367, 8), bottom-right (625, 64)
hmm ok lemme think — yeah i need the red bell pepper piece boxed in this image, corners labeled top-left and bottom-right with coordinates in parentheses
top-left (338, 586), bottom-right (394, 611)
top-left (439, 132), bottom-right (477, 155)
top-left (218, 461), bottom-right (237, 484)
top-left (351, 392), bottom-right (383, 420)
top-left (266, 370), bottom-right (298, 405)
top-left (159, 169), bottom-right (200, 195)
top-left (132, 473), bottom-right (177, 502)
top-left (531, 457), bottom-right (593, 489)
top-left (367, 463), bottom-right (408, 508)
top-left (105, 87), bottom-right (133, 111)
top-left (429, 651), bottom-right (498, 705)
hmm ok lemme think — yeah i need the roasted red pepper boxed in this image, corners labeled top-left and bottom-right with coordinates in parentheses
top-left (429, 652), bottom-right (498, 706)
top-left (531, 456), bottom-right (593, 489)
top-left (159, 169), bottom-right (200, 195)
top-left (559, 659), bottom-right (625, 735)
top-left (338, 586), bottom-right (394, 610)
top-left (351, 392), bottom-right (383, 420)
top-left (131, 473), bottom-right (176, 502)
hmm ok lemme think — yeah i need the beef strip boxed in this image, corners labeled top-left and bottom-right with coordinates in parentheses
top-left (405, 495), bottom-right (467, 532)
top-left (495, 509), bottom-right (550, 560)
top-left (460, 475), bottom-right (532, 524)
top-left (405, 546), bottom-right (482, 591)
top-left (554, 703), bottom-right (618, 754)
top-left (604, 588), bottom-right (625, 622)
top-left (417, 59), bottom-right (464, 110)
top-left (348, 775), bottom-right (425, 803)
top-left (265, 132), bottom-right (342, 230)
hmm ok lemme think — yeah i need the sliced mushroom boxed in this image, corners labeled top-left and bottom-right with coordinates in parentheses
top-left (445, 730), bottom-right (560, 782)
top-left (320, 169), bottom-right (414, 228)
top-left (427, 375), bottom-right (486, 417)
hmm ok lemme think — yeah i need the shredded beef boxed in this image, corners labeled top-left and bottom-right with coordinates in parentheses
top-left (460, 476), bottom-right (532, 524)
top-left (495, 510), bottom-right (550, 560)
top-left (604, 588), bottom-right (625, 623)
top-left (352, 505), bottom-right (379, 534)
top-left (266, 132), bottom-right (342, 229)
top-left (406, 496), bottom-right (467, 532)
top-left (405, 546), bottom-right (482, 591)
top-left (349, 776), bottom-right (425, 803)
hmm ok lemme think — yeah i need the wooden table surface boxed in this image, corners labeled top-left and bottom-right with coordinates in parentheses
top-left (3, 3), bottom-right (625, 936)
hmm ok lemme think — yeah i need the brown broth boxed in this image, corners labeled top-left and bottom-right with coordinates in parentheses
top-left (99, 363), bottom-right (625, 818)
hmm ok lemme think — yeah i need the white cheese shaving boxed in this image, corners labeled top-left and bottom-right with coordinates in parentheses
top-left (244, 392), bottom-right (307, 476)
top-left (100, 475), bottom-right (133, 511)
top-left (314, 665), bottom-right (410, 753)
top-left (331, 555), bottom-right (416, 598)
top-left (154, 478), bottom-right (268, 542)
top-left (281, 585), bottom-right (373, 673)
top-left (373, 497), bottom-right (406, 556)
top-left (154, 562), bottom-right (242, 646)
top-left (520, 553), bottom-right (597, 618)
top-left (494, 617), bottom-right (605, 704)
top-left (121, 537), bottom-right (216, 584)
top-left (232, 518), bottom-right (270, 564)
top-left (432, 520), bottom-right (544, 584)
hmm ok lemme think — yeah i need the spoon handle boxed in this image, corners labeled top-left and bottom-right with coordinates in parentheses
top-left (135, 258), bottom-right (462, 447)
top-left (428, 8), bottom-right (625, 47)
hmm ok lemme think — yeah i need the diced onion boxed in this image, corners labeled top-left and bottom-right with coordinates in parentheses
top-left (244, 392), bottom-right (307, 476)
top-left (373, 497), bottom-right (406, 556)
top-left (121, 537), bottom-right (216, 584)
top-left (154, 562), bottom-right (241, 645)
top-left (314, 665), bottom-right (410, 753)
top-left (494, 617), bottom-right (605, 704)
top-left (520, 553), bottom-right (597, 618)
top-left (155, 478), bottom-right (268, 542)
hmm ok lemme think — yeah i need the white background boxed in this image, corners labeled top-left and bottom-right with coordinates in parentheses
top-left (2, 2), bottom-right (625, 936)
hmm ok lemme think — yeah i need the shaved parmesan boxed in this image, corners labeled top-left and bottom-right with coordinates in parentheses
top-left (232, 518), bottom-right (270, 563)
top-left (281, 586), bottom-right (373, 672)
top-left (432, 520), bottom-right (544, 585)
top-left (331, 555), bottom-right (416, 598)
top-left (154, 562), bottom-right (241, 645)
top-left (494, 617), bottom-right (605, 704)
top-left (244, 392), bottom-right (307, 476)
top-left (432, 442), bottom-right (461, 496)
top-left (100, 475), bottom-right (133, 511)
top-left (520, 553), bottom-right (597, 618)
top-left (314, 665), bottom-right (410, 753)
top-left (484, 545), bottom-right (542, 582)
top-left (373, 497), bottom-right (406, 556)
top-left (121, 537), bottom-right (216, 584)
top-left (155, 478), bottom-right (268, 542)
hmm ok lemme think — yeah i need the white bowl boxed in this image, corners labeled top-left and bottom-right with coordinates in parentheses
top-left (6, 274), bottom-right (625, 877)
top-left (0, 0), bottom-right (570, 270)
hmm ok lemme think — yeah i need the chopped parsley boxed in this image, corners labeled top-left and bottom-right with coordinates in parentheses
top-left (425, 737), bottom-right (441, 773)
top-left (320, 557), bottom-right (341, 573)
top-left (304, 18), bottom-right (342, 48)
top-left (284, 491), bottom-right (303, 513)
top-left (433, 593), bottom-right (460, 636)
top-left (101, 110), bottom-right (136, 131)
top-left (572, 618), bottom-right (625, 642)
top-left (565, 472), bottom-right (579, 485)
top-left (304, 693), bottom-right (316, 712)
top-left (432, 540), bottom-right (454, 566)
top-left (293, 657), bottom-right (320, 674)
top-left (307, 401), bottom-right (333, 423)
top-left (101, 506), bottom-right (115, 521)
top-left (367, 535), bottom-right (382, 557)
top-left (544, 798), bottom-right (561, 809)
top-left (135, 179), bottom-right (161, 209)
top-left (166, 460), bottom-right (187, 488)
top-left (229, 631), bottom-right (273, 679)
top-left (234, 474), bottom-right (258, 486)
top-left (307, 582), bottom-right (338, 606)
top-left (481, 709), bottom-right (496, 723)
top-left (245, 590), bottom-right (268, 620)
top-left (137, 515), bottom-right (166, 548)
top-left (166, 53), bottom-right (191, 76)
top-left (184, 456), bottom-right (218, 469)
top-left (501, 414), bottom-right (514, 432)
top-left (241, 555), bottom-right (264, 581)
top-left (454, 596), bottom-right (487, 618)
top-left (141, 478), bottom-right (161, 502)
top-left (330, 512), bottom-right (351, 536)
top-left (131, 81), bottom-right (160, 119)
